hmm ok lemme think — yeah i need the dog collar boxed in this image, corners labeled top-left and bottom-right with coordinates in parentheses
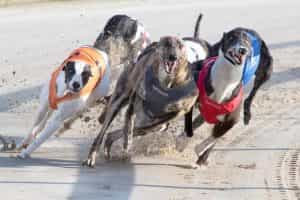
top-left (49, 46), bottom-right (106, 110)
top-left (197, 57), bottom-right (243, 124)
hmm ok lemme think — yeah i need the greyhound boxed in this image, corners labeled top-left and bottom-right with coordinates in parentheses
top-left (177, 28), bottom-right (273, 167)
top-left (83, 36), bottom-right (198, 167)
top-left (58, 14), bottom-right (150, 136)
top-left (97, 13), bottom-right (210, 125)
top-left (94, 14), bottom-right (150, 68)
top-left (15, 46), bottom-right (111, 159)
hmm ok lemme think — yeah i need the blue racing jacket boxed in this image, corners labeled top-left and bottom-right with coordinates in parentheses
top-left (242, 32), bottom-right (261, 85)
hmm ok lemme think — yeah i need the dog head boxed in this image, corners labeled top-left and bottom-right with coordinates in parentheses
top-left (220, 30), bottom-right (252, 66)
top-left (156, 36), bottom-right (188, 87)
top-left (94, 15), bottom-right (150, 66)
top-left (63, 61), bottom-right (93, 93)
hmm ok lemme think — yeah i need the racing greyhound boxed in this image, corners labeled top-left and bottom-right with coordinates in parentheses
top-left (83, 36), bottom-right (198, 167)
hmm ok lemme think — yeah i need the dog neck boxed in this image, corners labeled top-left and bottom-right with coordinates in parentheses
top-left (210, 51), bottom-right (244, 103)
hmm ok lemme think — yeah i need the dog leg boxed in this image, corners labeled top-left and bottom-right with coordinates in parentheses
top-left (104, 129), bottom-right (123, 160)
top-left (55, 116), bottom-right (77, 137)
top-left (195, 119), bottom-right (236, 166)
top-left (175, 113), bottom-right (205, 152)
top-left (98, 95), bottom-right (111, 124)
top-left (122, 101), bottom-right (136, 161)
top-left (17, 111), bottom-right (64, 159)
top-left (83, 94), bottom-right (129, 167)
top-left (244, 43), bottom-right (273, 125)
top-left (17, 101), bottom-right (51, 151)
top-left (195, 136), bottom-right (216, 167)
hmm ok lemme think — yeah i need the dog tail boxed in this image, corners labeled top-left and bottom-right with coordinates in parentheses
top-left (193, 13), bottom-right (203, 39)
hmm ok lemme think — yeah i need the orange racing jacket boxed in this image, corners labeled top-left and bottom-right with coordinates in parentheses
top-left (49, 46), bottom-right (106, 110)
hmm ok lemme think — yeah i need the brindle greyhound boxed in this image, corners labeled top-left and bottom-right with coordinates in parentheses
top-left (177, 28), bottom-right (273, 167)
top-left (97, 13), bottom-right (210, 125)
top-left (83, 36), bottom-right (198, 167)
top-left (94, 14), bottom-right (150, 68)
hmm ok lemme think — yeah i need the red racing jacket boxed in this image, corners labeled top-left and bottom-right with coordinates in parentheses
top-left (197, 57), bottom-right (243, 124)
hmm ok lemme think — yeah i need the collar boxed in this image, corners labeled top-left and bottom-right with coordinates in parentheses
top-left (49, 46), bottom-right (106, 110)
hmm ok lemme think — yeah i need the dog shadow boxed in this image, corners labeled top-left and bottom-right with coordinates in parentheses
top-left (0, 84), bottom-right (42, 112)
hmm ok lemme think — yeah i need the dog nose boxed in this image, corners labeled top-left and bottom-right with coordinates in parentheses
top-left (168, 54), bottom-right (177, 61)
top-left (72, 82), bottom-right (80, 90)
top-left (239, 47), bottom-right (247, 55)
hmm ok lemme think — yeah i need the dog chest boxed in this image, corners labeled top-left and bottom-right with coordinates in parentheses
top-left (139, 66), bottom-right (197, 119)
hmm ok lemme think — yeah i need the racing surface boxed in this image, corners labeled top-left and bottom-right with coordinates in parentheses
top-left (0, 0), bottom-right (300, 199)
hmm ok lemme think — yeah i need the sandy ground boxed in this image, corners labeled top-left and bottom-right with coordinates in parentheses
top-left (1, 0), bottom-right (300, 199)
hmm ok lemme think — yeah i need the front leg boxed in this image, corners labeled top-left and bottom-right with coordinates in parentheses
top-left (17, 111), bottom-right (63, 159)
top-left (83, 92), bottom-right (130, 167)
top-left (175, 111), bottom-right (205, 152)
top-left (17, 101), bottom-right (51, 151)
top-left (195, 118), bottom-right (236, 166)
top-left (122, 96), bottom-right (136, 159)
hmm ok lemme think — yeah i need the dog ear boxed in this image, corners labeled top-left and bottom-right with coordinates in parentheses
top-left (62, 61), bottom-right (72, 71)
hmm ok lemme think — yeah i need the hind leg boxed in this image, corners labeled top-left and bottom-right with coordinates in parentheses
top-left (244, 42), bottom-right (273, 125)
top-left (104, 128), bottom-right (148, 160)
top-left (195, 106), bottom-right (240, 167)
top-left (195, 119), bottom-right (236, 167)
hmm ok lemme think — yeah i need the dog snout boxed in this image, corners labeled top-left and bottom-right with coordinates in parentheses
top-left (168, 54), bottom-right (177, 62)
top-left (72, 82), bottom-right (80, 90)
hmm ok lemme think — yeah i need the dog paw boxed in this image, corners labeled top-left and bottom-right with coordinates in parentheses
top-left (104, 142), bottom-right (112, 161)
top-left (82, 152), bottom-right (97, 168)
top-left (159, 123), bottom-right (169, 132)
top-left (120, 150), bottom-right (132, 162)
top-left (14, 152), bottom-right (30, 160)
top-left (175, 133), bottom-right (191, 152)
top-left (14, 143), bottom-right (28, 153)
top-left (195, 156), bottom-right (209, 167)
